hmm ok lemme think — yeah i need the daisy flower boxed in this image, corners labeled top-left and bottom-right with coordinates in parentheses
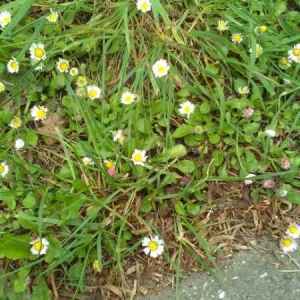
top-left (136, 0), bottom-right (152, 13)
top-left (231, 33), bottom-right (243, 44)
top-left (152, 59), bottom-right (170, 78)
top-left (0, 161), bottom-right (9, 177)
top-left (278, 57), bottom-right (291, 69)
top-left (217, 20), bottom-right (229, 32)
top-left (30, 43), bottom-right (46, 61)
top-left (243, 107), bottom-right (254, 118)
top-left (286, 223), bottom-right (300, 239)
top-left (46, 9), bottom-right (59, 23)
top-left (30, 237), bottom-right (49, 256)
top-left (70, 67), bottom-right (78, 76)
top-left (288, 44), bottom-right (300, 62)
top-left (82, 156), bottom-right (94, 166)
top-left (249, 44), bottom-right (263, 58)
top-left (0, 81), bottom-right (5, 93)
top-left (244, 173), bottom-right (256, 185)
top-left (108, 168), bottom-right (116, 176)
top-left (280, 157), bottom-right (291, 170)
top-left (263, 179), bottom-right (275, 189)
top-left (254, 25), bottom-right (267, 34)
top-left (0, 10), bottom-right (11, 28)
top-left (30, 105), bottom-right (49, 121)
top-left (92, 260), bottom-right (101, 272)
top-left (31, 59), bottom-right (44, 71)
top-left (56, 58), bottom-right (69, 73)
top-left (9, 117), bottom-right (22, 129)
top-left (280, 236), bottom-right (297, 253)
top-left (76, 76), bottom-right (87, 87)
top-left (265, 129), bottom-right (276, 138)
top-left (142, 236), bottom-right (164, 258)
top-left (7, 58), bottom-right (19, 74)
top-left (112, 130), bottom-right (125, 144)
top-left (237, 86), bottom-right (249, 95)
top-left (104, 159), bottom-right (115, 169)
top-left (178, 101), bottom-right (195, 118)
top-left (15, 139), bottom-right (25, 150)
top-left (132, 149), bottom-right (147, 166)
top-left (278, 189), bottom-right (288, 198)
top-left (87, 85), bottom-right (101, 100)
top-left (121, 91), bottom-right (136, 105)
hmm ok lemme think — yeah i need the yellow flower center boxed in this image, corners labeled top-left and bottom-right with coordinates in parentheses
top-left (0, 165), bottom-right (4, 174)
top-left (49, 13), bottom-right (57, 21)
top-left (141, 2), bottom-right (149, 10)
top-left (133, 153), bottom-right (142, 162)
top-left (93, 260), bottom-right (100, 271)
top-left (234, 35), bottom-right (241, 42)
top-left (60, 62), bottom-right (68, 71)
top-left (89, 90), bottom-right (97, 98)
top-left (35, 48), bottom-right (44, 58)
top-left (280, 58), bottom-right (288, 65)
top-left (219, 24), bottom-right (225, 30)
top-left (11, 61), bottom-right (18, 70)
top-left (292, 49), bottom-right (300, 56)
top-left (0, 84), bottom-right (4, 92)
top-left (105, 160), bottom-right (114, 169)
top-left (33, 241), bottom-right (42, 251)
top-left (158, 66), bottom-right (165, 74)
top-left (260, 25), bottom-right (267, 33)
top-left (3, 16), bottom-right (10, 24)
top-left (148, 241), bottom-right (158, 251)
top-left (184, 106), bottom-right (191, 113)
top-left (78, 76), bottom-right (86, 84)
top-left (12, 119), bottom-right (21, 127)
top-left (256, 47), bottom-right (262, 55)
top-left (70, 69), bottom-right (77, 75)
top-left (289, 225), bottom-right (298, 234)
top-left (282, 238), bottom-right (292, 247)
top-left (37, 109), bottom-right (46, 118)
top-left (125, 95), bottom-right (133, 103)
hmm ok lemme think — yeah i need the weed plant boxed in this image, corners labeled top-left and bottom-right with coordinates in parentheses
top-left (0, 0), bottom-right (300, 298)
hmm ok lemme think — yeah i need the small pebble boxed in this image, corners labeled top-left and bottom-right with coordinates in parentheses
top-left (260, 272), bottom-right (268, 278)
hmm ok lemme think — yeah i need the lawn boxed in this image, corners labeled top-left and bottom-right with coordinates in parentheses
top-left (1, 0), bottom-right (300, 299)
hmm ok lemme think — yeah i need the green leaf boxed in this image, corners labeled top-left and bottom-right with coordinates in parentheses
top-left (0, 233), bottom-right (30, 259)
top-left (173, 160), bottom-right (195, 173)
top-left (22, 192), bottom-right (36, 208)
top-left (177, 88), bottom-right (190, 98)
top-left (187, 204), bottom-right (200, 215)
top-left (209, 134), bottom-right (221, 144)
top-left (287, 191), bottom-right (300, 204)
top-left (165, 144), bottom-right (187, 159)
top-left (200, 102), bottom-right (211, 114)
top-left (0, 110), bottom-right (13, 124)
top-left (72, 179), bottom-right (89, 193)
top-left (136, 118), bottom-right (151, 134)
top-left (141, 197), bottom-right (152, 213)
top-left (174, 201), bottom-right (186, 215)
top-left (212, 150), bottom-right (224, 166)
top-left (25, 130), bottom-right (38, 146)
top-left (17, 211), bottom-right (39, 231)
top-left (28, 277), bottom-right (52, 300)
top-left (51, 74), bottom-right (65, 90)
top-left (68, 261), bottom-right (83, 280)
top-left (0, 189), bottom-right (16, 210)
top-left (14, 279), bottom-right (26, 293)
top-left (44, 237), bottom-right (62, 263)
top-left (172, 124), bottom-right (194, 138)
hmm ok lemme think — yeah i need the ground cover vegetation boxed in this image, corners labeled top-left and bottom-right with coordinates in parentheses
top-left (1, 0), bottom-right (300, 299)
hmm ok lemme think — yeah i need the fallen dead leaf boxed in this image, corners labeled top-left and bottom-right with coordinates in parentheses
top-left (37, 112), bottom-right (68, 145)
